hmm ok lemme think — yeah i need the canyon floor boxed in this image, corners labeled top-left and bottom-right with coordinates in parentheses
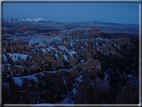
top-left (2, 20), bottom-right (139, 104)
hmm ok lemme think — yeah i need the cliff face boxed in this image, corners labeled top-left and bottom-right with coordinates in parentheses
top-left (3, 41), bottom-right (30, 54)
top-left (2, 26), bottom-right (139, 104)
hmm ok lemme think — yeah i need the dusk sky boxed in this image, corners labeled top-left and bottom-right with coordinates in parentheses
top-left (3, 3), bottom-right (139, 24)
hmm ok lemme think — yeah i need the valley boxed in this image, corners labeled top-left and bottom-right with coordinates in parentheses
top-left (2, 19), bottom-right (139, 104)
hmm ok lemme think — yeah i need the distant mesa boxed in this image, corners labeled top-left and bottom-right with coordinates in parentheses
top-left (3, 18), bottom-right (46, 22)
top-left (19, 18), bottom-right (45, 22)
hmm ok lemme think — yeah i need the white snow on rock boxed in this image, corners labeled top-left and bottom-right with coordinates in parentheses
top-left (55, 96), bottom-right (74, 104)
top-left (12, 77), bottom-right (23, 87)
top-left (81, 60), bottom-right (84, 63)
top-left (55, 95), bottom-right (57, 99)
top-left (75, 75), bottom-right (82, 82)
top-left (48, 46), bottom-right (56, 50)
top-left (43, 69), bottom-right (70, 74)
top-left (58, 45), bottom-right (68, 51)
top-left (59, 45), bottom-right (76, 58)
top-left (55, 54), bottom-right (58, 59)
top-left (15, 65), bottom-right (24, 68)
top-left (29, 39), bottom-right (38, 45)
top-left (127, 75), bottom-right (132, 77)
top-left (3, 82), bottom-right (8, 86)
top-left (73, 83), bottom-right (79, 87)
top-left (70, 42), bottom-right (74, 46)
top-left (63, 55), bottom-right (68, 61)
top-left (68, 50), bottom-right (76, 58)
top-left (62, 76), bottom-right (67, 88)
top-left (7, 53), bottom-right (29, 62)
top-left (8, 64), bottom-right (11, 71)
top-left (80, 46), bottom-right (86, 51)
top-left (46, 46), bottom-right (60, 53)
top-left (19, 18), bottom-right (45, 22)
top-left (12, 74), bottom-right (39, 87)
top-left (95, 37), bottom-right (109, 42)
top-left (60, 96), bottom-right (73, 104)
top-left (97, 47), bottom-right (99, 51)
top-left (61, 93), bottom-right (65, 98)
top-left (72, 88), bottom-right (77, 95)
top-left (104, 72), bottom-right (109, 78)
top-left (39, 42), bottom-right (45, 46)
top-left (42, 48), bottom-right (47, 54)
top-left (2, 54), bottom-right (7, 63)
top-left (2, 64), bottom-right (4, 72)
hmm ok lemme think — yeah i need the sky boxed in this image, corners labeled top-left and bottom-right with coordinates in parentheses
top-left (3, 3), bottom-right (139, 24)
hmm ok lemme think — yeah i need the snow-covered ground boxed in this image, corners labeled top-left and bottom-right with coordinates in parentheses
top-left (2, 25), bottom-right (139, 104)
top-left (12, 69), bottom-right (72, 87)
top-left (7, 53), bottom-right (29, 62)
top-left (12, 74), bottom-right (39, 87)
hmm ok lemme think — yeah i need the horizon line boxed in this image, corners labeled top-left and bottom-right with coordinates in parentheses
top-left (2, 18), bottom-right (139, 25)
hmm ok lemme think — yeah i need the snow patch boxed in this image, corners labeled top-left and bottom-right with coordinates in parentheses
top-left (63, 55), bottom-right (68, 61)
top-left (15, 65), bottom-right (24, 68)
top-left (59, 45), bottom-right (77, 58)
top-left (75, 75), bottom-right (82, 82)
top-left (12, 77), bottom-right (23, 87)
top-left (2, 54), bottom-right (7, 63)
top-left (42, 48), bottom-right (47, 54)
top-left (73, 83), bottom-right (79, 87)
top-left (104, 72), bottom-right (109, 78)
top-left (55, 95), bottom-right (57, 99)
top-left (43, 69), bottom-right (70, 74)
top-left (3, 82), bottom-right (8, 86)
top-left (72, 88), bottom-right (77, 95)
top-left (55, 96), bottom-right (73, 104)
top-left (12, 74), bottom-right (39, 87)
top-left (55, 54), bottom-right (58, 59)
top-left (62, 76), bottom-right (67, 88)
top-left (7, 53), bottom-right (29, 62)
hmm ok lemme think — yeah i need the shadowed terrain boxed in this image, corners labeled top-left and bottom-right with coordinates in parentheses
top-left (2, 19), bottom-right (139, 104)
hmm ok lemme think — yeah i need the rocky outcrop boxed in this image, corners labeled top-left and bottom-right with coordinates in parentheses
top-left (63, 26), bottom-right (103, 38)
top-left (3, 65), bottom-right (9, 73)
top-left (76, 59), bottom-right (101, 72)
top-left (9, 65), bottom-right (24, 74)
top-left (3, 41), bottom-right (29, 53)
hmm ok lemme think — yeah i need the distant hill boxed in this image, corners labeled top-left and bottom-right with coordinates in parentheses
top-left (3, 18), bottom-right (46, 22)
top-left (2, 18), bottom-right (139, 34)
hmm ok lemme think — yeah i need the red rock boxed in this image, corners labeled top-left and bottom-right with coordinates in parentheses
top-left (69, 60), bottom-right (76, 67)
top-left (14, 26), bottom-right (29, 32)
top-left (121, 38), bottom-right (130, 44)
top-left (108, 44), bottom-right (116, 52)
top-left (3, 41), bottom-right (29, 53)
top-left (54, 31), bottom-right (61, 35)
top-left (85, 51), bottom-right (92, 59)
top-left (76, 59), bottom-right (101, 72)
top-left (98, 47), bottom-right (109, 55)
